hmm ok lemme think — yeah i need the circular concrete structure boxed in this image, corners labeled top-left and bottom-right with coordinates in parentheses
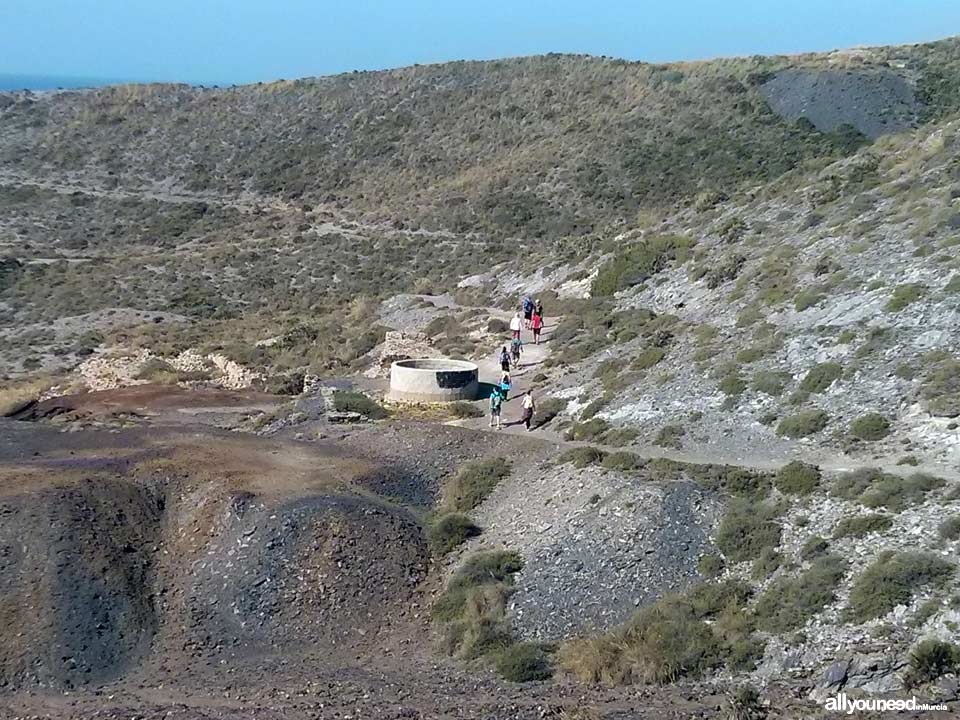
top-left (388, 358), bottom-right (479, 403)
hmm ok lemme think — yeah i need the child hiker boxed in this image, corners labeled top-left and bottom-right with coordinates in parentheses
top-left (499, 346), bottom-right (511, 374)
top-left (500, 370), bottom-right (512, 400)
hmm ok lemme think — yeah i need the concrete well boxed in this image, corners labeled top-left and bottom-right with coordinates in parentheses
top-left (387, 358), bottom-right (479, 403)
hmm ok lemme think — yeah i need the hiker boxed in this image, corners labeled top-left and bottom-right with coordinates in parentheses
top-left (500, 370), bottom-right (512, 400)
top-left (535, 298), bottom-right (544, 319)
top-left (509, 312), bottom-right (523, 340)
top-left (489, 388), bottom-right (503, 429)
top-left (522, 295), bottom-right (535, 329)
top-left (520, 390), bottom-right (536, 431)
top-left (531, 311), bottom-right (543, 345)
top-left (499, 346), bottom-right (511, 373)
top-left (510, 336), bottom-right (523, 368)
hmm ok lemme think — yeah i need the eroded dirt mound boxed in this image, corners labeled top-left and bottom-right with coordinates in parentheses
top-left (0, 426), bottom-right (428, 692)
top-left (760, 68), bottom-right (917, 137)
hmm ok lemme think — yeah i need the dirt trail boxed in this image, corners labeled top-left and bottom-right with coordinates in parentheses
top-left (452, 314), bottom-right (960, 480)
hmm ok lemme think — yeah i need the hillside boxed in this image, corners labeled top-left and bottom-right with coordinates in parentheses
top-left (2, 35), bottom-right (960, 719)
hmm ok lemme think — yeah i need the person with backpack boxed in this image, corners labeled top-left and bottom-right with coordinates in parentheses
top-left (520, 390), bottom-right (536, 431)
top-left (531, 311), bottom-right (543, 345)
top-left (489, 388), bottom-right (503, 429)
top-left (509, 312), bottom-right (523, 340)
top-left (535, 298), bottom-right (544, 319)
top-left (499, 346), bottom-right (511, 374)
top-left (522, 295), bottom-right (534, 329)
top-left (500, 370), bottom-right (512, 400)
top-left (510, 336), bottom-right (523, 368)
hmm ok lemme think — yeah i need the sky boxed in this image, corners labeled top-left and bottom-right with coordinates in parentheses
top-left (1, 0), bottom-right (959, 87)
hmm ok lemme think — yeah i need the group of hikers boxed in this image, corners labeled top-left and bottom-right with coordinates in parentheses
top-left (489, 295), bottom-right (544, 431)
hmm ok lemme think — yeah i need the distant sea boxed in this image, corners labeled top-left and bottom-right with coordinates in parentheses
top-left (0, 74), bottom-right (131, 91)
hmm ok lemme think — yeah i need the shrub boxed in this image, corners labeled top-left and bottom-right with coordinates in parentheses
top-left (833, 468), bottom-right (945, 512)
top-left (534, 397), bottom-right (566, 428)
top-left (754, 555), bottom-right (848, 632)
top-left (332, 390), bottom-right (387, 418)
top-left (568, 418), bottom-right (610, 440)
top-left (686, 580), bottom-right (752, 619)
top-left (938, 515), bottom-right (960, 541)
top-left (601, 450), bottom-right (644, 473)
top-left (632, 346), bottom-right (666, 371)
top-left (885, 283), bottom-right (925, 312)
top-left (559, 446), bottom-right (606, 469)
top-left (591, 236), bottom-right (693, 296)
top-left (601, 427), bottom-right (640, 446)
top-left (774, 461), bottom-right (821, 495)
top-left (906, 640), bottom-right (960, 686)
top-left (800, 536), bottom-right (830, 560)
top-left (799, 362), bottom-right (842, 393)
top-left (846, 552), bottom-right (954, 622)
top-left (718, 374), bottom-right (747, 397)
top-left (921, 356), bottom-right (960, 418)
top-left (850, 413), bottom-right (891, 441)
top-left (0, 376), bottom-right (53, 417)
top-left (444, 458), bottom-right (511, 512)
top-left (777, 410), bottom-right (829, 438)
top-left (698, 554), bottom-right (725, 578)
top-left (833, 514), bottom-right (894, 539)
top-left (752, 370), bottom-right (788, 397)
top-left (448, 401), bottom-right (483, 419)
top-left (494, 642), bottom-right (552, 682)
top-left (716, 500), bottom-right (782, 563)
top-left (654, 424), bottom-right (686, 449)
top-left (751, 548), bottom-right (782, 580)
top-left (559, 595), bottom-right (725, 684)
top-left (428, 513), bottom-right (481, 554)
top-left (794, 288), bottom-right (824, 311)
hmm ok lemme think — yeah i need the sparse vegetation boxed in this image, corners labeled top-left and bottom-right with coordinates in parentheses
top-left (776, 410), bottom-right (829, 438)
top-left (938, 515), bottom-right (960, 541)
top-left (332, 390), bottom-right (388, 419)
top-left (846, 552), bottom-right (954, 622)
top-left (799, 362), bottom-right (842, 394)
top-left (715, 499), bottom-right (782, 563)
top-left (906, 640), bottom-right (960, 686)
top-left (448, 401), bottom-right (484, 419)
top-left (429, 513), bottom-right (481, 554)
top-left (444, 458), bottom-right (511, 512)
top-left (754, 555), bottom-right (848, 632)
top-left (559, 446), bottom-right (607, 469)
top-left (494, 642), bottom-right (552, 682)
top-left (832, 468), bottom-right (945, 511)
top-left (774, 461), bottom-right (821, 496)
top-left (850, 413), bottom-right (891, 441)
top-left (832, 514), bottom-right (894, 539)
top-left (885, 283), bottom-right (925, 312)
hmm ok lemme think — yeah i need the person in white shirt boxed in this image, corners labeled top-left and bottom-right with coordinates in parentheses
top-left (509, 312), bottom-right (522, 340)
top-left (521, 390), bottom-right (536, 431)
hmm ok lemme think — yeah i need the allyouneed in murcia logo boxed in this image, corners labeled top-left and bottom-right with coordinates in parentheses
top-left (824, 693), bottom-right (949, 714)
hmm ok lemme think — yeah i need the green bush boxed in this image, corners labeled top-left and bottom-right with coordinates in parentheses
top-left (832, 514), bottom-right (893, 539)
top-left (754, 555), bottom-right (848, 632)
top-left (800, 536), bottom-right (830, 560)
top-left (718, 374), bottom-right (747, 397)
top-left (885, 283), bottom-right (925, 312)
top-left (600, 427), bottom-right (640, 446)
top-left (716, 499), bottom-right (782, 563)
top-left (428, 513), bottom-right (481, 554)
top-left (686, 580), bottom-right (752, 619)
top-left (654, 424), bottom-right (686, 449)
top-left (751, 547), bottom-right (782, 581)
top-left (559, 446), bottom-right (606, 469)
top-left (832, 468), bottom-right (945, 511)
top-left (494, 642), bottom-right (552, 682)
top-left (938, 515), bottom-right (960, 541)
top-left (601, 450), bottom-right (645, 473)
top-left (774, 461), bottom-right (821, 495)
top-left (907, 640), bottom-right (960, 686)
top-left (799, 362), bottom-right (842, 393)
top-left (794, 288), bottom-right (824, 311)
top-left (568, 417), bottom-right (610, 440)
top-left (632, 346), bottom-right (666, 371)
top-left (591, 235), bottom-right (693, 296)
top-left (777, 410), bottom-right (829, 438)
top-left (922, 356), bottom-right (960, 418)
top-left (752, 370), bottom-right (788, 397)
top-left (533, 397), bottom-right (566, 428)
top-left (846, 552), bottom-right (954, 622)
top-left (850, 413), bottom-right (891, 441)
top-left (444, 458), bottom-right (511, 512)
top-left (697, 554), bottom-right (725, 578)
top-left (332, 390), bottom-right (387, 418)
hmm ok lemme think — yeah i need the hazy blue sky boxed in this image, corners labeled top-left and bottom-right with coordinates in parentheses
top-left (2, 0), bottom-right (959, 86)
